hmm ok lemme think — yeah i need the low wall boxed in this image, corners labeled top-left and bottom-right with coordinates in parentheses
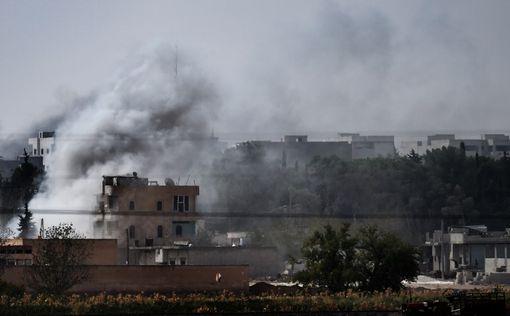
top-left (2, 265), bottom-right (249, 293)
top-left (486, 272), bottom-right (510, 285)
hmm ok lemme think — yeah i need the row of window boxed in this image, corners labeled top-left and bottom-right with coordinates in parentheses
top-left (169, 257), bottom-right (186, 265)
top-left (128, 224), bottom-right (187, 239)
top-left (0, 259), bottom-right (32, 266)
top-left (34, 148), bottom-right (50, 155)
top-left (0, 248), bottom-right (32, 254)
top-left (127, 195), bottom-right (191, 212)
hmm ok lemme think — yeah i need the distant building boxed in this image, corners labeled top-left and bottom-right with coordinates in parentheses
top-left (400, 133), bottom-right (510, 158)
top-left (0, 155), bottom-right (43, 179)
top-left (483, 134), bottom-right (510, 159)
top-left (28, 131), bottom-right (55, 170)
top-left (338, 133), bottom-right (396, 159)
top-left (247, 135), bottom-right (352, 169)
top-left (423, 225), bottom-right (510, 275)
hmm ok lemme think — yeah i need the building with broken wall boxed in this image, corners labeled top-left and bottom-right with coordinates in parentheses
top-left (94, 173), bottom-right (202, 265)
top-left (93, 173), bottom-right (283, 277)
top-left (423, 225), bottom-right (510, 278)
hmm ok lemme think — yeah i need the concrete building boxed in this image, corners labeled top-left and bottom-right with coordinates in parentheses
top-left (400, 134), bottom-right (504, 158)
top-left (0, 155), bottom-right (43, 179)
top-left (423, 225), bottom-right (510, 275)
top-left (28, 131), bottom-right (55, 170)
top-left (94, 174), bottom-right (284, 277)
top-left (338, 133), bottom-right (396, 159)
top-left (94, 173), bottom-right (201, 264)
top-left (484, 134), bottom-right (510, 159)
top-left (248, 135), bottom-right (352, 169)
top-left (0, 238), bottom-right (118, 266)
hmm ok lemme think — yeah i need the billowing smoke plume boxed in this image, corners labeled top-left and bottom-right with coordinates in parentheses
top-left (31, 45), bottom-right (220, 211)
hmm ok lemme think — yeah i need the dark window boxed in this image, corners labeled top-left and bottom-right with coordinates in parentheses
top-left (175, 225), bottom-right (183, 237)
top-left (157, 225), bottom-right (163, 238)
top-left (173, 196), bottom-right (190, 212)
top-left (180, 257), bottom-right (186, 265)
top-left (33, 149), bottom-right (37, 155)
top-left (129, 201), bottom-right (135, 210)
top-left (157, 201), bottom-right (162, 211)
top-left (169, 258), bottom-right (176, 265)
top-left (145, 238), bottom-right (153, 247)
top-left (129, 225), bottom-right (135, 239)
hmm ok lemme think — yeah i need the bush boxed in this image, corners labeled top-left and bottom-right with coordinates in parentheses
top-left (0, 280), bottom-right (24, 298)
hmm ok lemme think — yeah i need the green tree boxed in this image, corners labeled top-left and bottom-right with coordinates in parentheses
top-left (28, 223), bottom-right (91, 294)
top-left (17, 204), bottom-right (36, 238)
top-left (356, 225), bottom-right (419, 291)
top-left (295, 224), bottom-right (358, 292)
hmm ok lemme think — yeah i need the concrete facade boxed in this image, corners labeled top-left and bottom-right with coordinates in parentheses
top-left (0, 239), bottom-right (118, 266)
top-left (28, 131), bottom-right (55, 170)
top-left (338, 133), bottom-right (396, 159)
top-left (2, 265), bottom-right (249, 293)
top-left (250, 135), bottom-right (352, 169)
top-left (94, 174), bottom-right (201, 264)
top-left (0, 155), bottom-right (43, 179)
top-left (400, 133), bottom-right (510, 158)
top-left (423, 225), bottom-right (510, 275)
top-left (131, 246), bottom-right (282, 277)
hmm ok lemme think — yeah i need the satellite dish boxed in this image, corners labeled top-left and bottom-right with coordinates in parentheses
top-left (165, 178), bottom-right (175, 186)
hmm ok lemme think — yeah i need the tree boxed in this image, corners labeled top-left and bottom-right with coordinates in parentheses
top-left (295, 224), bottom-right (358, 292)
top-left (28, 223), bottom-right (91, 294)
top-left (296, 224), bottom-right (419, 292)
top-left (356, 225), bottom-right (419, 291)
top-left (17, 204), bottom-right (36, 238)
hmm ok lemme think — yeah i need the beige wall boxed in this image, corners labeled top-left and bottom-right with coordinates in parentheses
top-left (2, 265), bottom-right (249, 293)
top-left (106, 185), bottom-right (199, 212)
top-left (1, 239), bottom-right (118, 266)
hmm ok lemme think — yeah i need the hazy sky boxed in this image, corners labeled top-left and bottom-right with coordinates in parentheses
top-left (1, 0), bottom-right (510, 137)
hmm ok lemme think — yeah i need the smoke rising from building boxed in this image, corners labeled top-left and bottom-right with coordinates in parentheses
top-left (30, 45), bottom-right (220, 212)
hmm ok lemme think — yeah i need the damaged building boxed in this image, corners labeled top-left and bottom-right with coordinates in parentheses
top-left (423, 225), bottom-right (510, 280)
top-left (94, 173), bottom-right (282, 277)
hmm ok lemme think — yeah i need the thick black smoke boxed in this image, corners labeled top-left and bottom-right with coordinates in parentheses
top-left (31, 45), bottom-right (220, 210)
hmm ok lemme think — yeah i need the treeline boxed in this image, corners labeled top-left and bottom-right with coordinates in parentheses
top-left (212, 143), bottom-right (510, 221)
top-left (0, 154), bottom-right (42, 234)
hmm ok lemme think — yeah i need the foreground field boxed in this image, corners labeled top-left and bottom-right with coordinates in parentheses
top-left (0, 287), bottom-right (505, 315)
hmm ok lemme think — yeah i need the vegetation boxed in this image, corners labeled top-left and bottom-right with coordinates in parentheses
top-left (0, 151), bottom-right (43, 226)
top-left (0, 288), bottom-right (508, 315)
top-left (17, 204), bottom-right (36, 238)
top-left (214, 144), bottom-right (510, 219)
top-left (28, 223), bottom-right (91, 295)
top-left (295, 224), bottom-right (419, 292)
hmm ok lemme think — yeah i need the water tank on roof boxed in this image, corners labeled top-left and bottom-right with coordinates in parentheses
top-left (165, 178), bottom-right (175, 186)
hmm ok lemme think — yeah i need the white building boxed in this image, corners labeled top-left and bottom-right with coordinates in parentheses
top-left (338, 133), bottom-right (396, 159)
top-left (28, 131), bottom-right (55, 170)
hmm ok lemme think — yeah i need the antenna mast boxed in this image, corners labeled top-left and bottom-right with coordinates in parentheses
top-left (174, 45), bottom-right (178, 79)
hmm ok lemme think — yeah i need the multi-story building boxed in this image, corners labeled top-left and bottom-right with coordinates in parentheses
top-left (400, 134), bottom-right (501, 158)
top-left (28, 131), bottom-right (55, 170)
top-left (484, 134), bottom-right (510, 159)
top-left (242, 135), bottom-right (352, 169)
top-left (94, 173), bottom-right (201, 265)
top-left (423, 225), bottom-right (510, 275)
top-left (338, 133), bottom-right (396, 159)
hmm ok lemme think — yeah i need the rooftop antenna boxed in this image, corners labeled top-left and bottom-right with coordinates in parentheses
top-left (185, 175), bottom-right (190, 185)
top-left (174, 45), bottom-right (178, 80)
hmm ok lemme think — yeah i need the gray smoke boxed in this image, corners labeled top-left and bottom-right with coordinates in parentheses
top-left (31, 44), bottom-right (220, 211)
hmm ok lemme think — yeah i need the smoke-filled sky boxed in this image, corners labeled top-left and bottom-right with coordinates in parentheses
top-left (1, 0), bottom-right (510, 138)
